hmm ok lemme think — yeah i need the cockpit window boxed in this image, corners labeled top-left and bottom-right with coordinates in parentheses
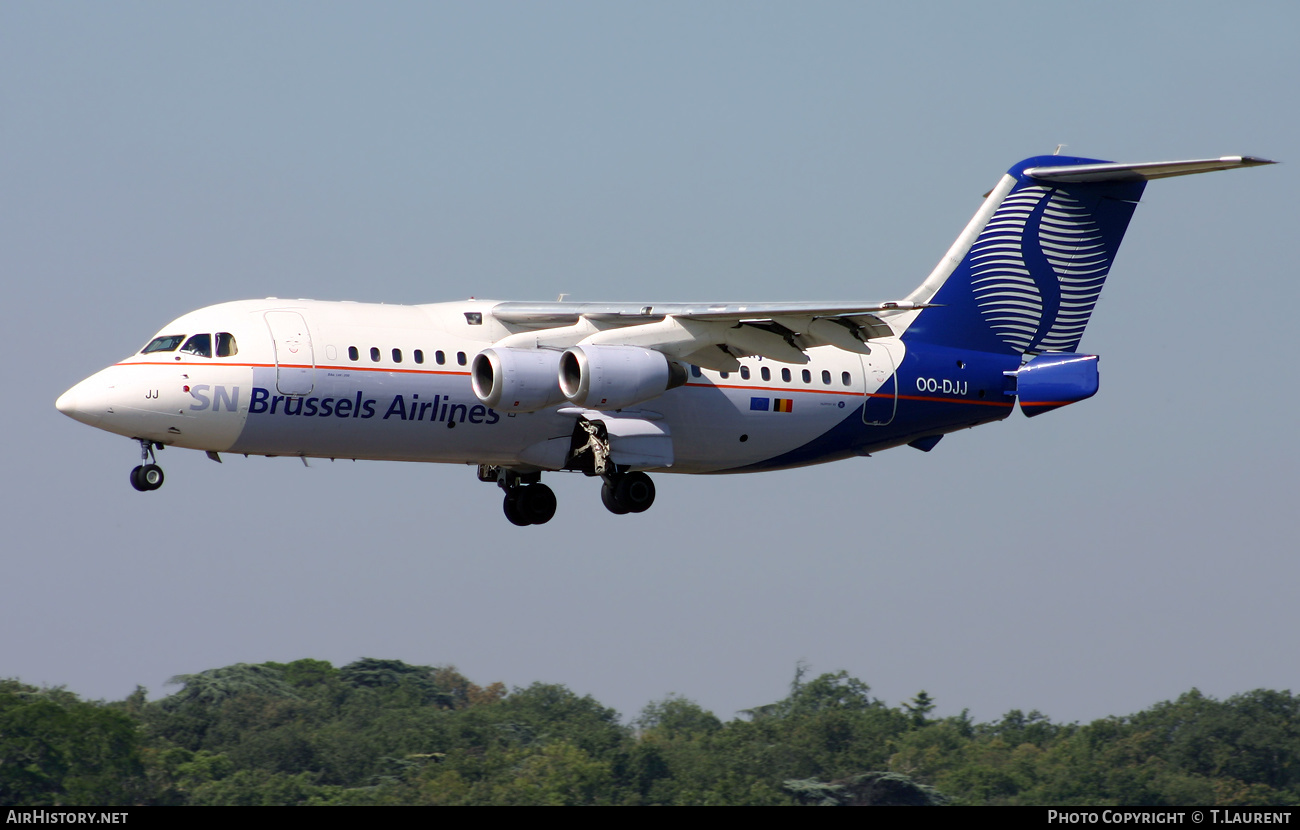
top-left (181, 333), bottom-right (212, 357)
top-left (142, 334), bottom-right (185, 354)
top-left (216, 332), bottom-right (238, 357)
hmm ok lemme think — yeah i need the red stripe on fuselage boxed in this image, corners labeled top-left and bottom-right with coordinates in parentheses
top-left (114, 361), bottom-right (472, 377)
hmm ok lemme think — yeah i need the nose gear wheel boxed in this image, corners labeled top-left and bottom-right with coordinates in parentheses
top-left (129, 439), bottom-right (165, 492)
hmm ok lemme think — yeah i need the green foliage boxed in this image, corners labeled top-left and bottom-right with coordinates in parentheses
top-left (986, 708), bottom-right (1067, 746)
top-left (163, 663), bottom-right (299, 709)
top-left (786, 771), bottom-right (948, 806)
top-left (903, 690), bottom-right (937, 727)
top-left (636, 695), bottom-right (723, 738)
top-left (5, 663), bottom-right (1298, 806)
top-left (0, 681), bottom-right (144, 806)
top-left (337, 658), bottom-right (451, 708)
top-left (1128, 688), bottom-right (1300, 794)
top-left (784, 670), bottom-right (881, 717)
top-left (268, 659), bottom-right (337, 689)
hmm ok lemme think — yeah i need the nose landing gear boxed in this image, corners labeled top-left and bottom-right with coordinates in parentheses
top-left (130, 439), bottom-right (165, 492)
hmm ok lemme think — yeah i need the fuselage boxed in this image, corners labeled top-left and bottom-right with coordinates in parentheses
top-left (56, 297), bottom-right (1020, 475)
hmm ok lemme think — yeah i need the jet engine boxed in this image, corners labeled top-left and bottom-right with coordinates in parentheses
top-left (559, 344), bottom-right (687, 410)
top-left (471, 348), bottom-right (566, 412)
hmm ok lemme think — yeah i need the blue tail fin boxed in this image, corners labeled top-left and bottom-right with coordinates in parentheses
top-left (901, 154), bottom-right (1274, 354)
top-left (901, 155), bottom-right (1146, 356)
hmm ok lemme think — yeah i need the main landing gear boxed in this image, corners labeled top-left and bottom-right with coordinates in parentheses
top-left (568, 414), bottom-right (656, 516)
top-left (484, 412), bottom-right (658, 524)
top-left (504, 482), bottom-right (557, 527)
top-left (478, 465), bottom-right (656, 525)
top-left (130, 439), bottom-right (165, 492)
top-left (481, 466), bottom-right (557, 526)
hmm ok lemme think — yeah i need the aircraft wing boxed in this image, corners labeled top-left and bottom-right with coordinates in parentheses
top-left (488, 300), bottom-right (927, 370)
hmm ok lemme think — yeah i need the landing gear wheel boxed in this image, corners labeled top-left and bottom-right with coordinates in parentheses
top-left (140, 464), bottom-right (164, 491)
top-left (503, 484), bottom-right (557, 526)
top-left (615, 471), bottom-right (655, 513)
top-left (518, 483), bottom-right (557, 525)
top-left (130, 464), bottom-right (164, 492)
top-left (601, 472), bottom-right (655, 515)
top-left (491, 470), bottom-right (556, 527)
top-left (503, 490), bottom-right (531, 526)
top-left (601, 481), bottom-right (629, 515)
top-left (130, 439), bottom-right (164, 491)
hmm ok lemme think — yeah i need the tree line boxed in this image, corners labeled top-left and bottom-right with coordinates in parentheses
top-left (2, 659), bottom-right (1297, 806)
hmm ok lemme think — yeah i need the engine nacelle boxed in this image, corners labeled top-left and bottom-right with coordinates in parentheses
top-left (559, 345), bottom-right (686, 410)
top-left (471, 348), bottom-right (565, 412)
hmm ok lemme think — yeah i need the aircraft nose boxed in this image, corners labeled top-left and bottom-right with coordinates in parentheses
top-left (55, 375), bottom-right (108, 427)
top-left (55, 388), bottom-right (76, 416)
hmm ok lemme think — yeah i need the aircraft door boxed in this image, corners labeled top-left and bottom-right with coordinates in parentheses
top-left (264, 311), bottom-right (315, 396)
top-left (860, 341), bottom-right (899, 426)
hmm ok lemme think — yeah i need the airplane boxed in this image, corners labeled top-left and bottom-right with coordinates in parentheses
top-left (56, 153), bottom-right (1274, 525)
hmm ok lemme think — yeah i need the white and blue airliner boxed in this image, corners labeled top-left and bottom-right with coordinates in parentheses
top-left (56, 153), bottom-right (1273, 525)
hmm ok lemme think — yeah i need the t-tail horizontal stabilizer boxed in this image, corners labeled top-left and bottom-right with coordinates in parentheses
top-left (1022, 155), bottom-right (1276, 183)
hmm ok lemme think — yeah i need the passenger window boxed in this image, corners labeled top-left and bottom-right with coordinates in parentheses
top-left (761, 367), bottom-right (771, 381)
top-left (370, 347), bottom-right (380, 362)
top-left (691, 365), bottom-right (702, 378)
top-left (802, 369), bottom-right (811, 383)
top-left (720, 371), bottom-right (730, 379)
top-left (216, 333), bottom-right (238, 357)
top-left (142, 334), bottom-right (185, 354)
top-left (436, 351), bottom-right (446, 365)
top-left (181, 334), bottom-right (212, 358)
top-left (782, 368), bottom-right (791, 383)
top-left (348, 346), bottom-right (359, 361)
top-left (457, 352), bottom-right (467, 366)
top-left (393, 348), bottom-right (403, 363)
top-left (740, 366), bottom-right (750, 380)
top-left (842, 371), bottom-right (851, 387)
top-left (822, 370), bottom-right (831, 385)
top-left (414, 349), bottom-right (424, 364)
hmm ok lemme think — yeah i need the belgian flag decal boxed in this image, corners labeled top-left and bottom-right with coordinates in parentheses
top-left (750, 397), bottom-right (794, 413)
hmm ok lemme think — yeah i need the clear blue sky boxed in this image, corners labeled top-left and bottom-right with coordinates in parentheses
top-left (3, 1), bottom-right (1295, 725)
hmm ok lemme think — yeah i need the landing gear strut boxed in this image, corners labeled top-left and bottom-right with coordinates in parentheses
top-left (480, 465), bottom-right (557, 526)
top-left (129, 439), bottom-right (165, 492)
